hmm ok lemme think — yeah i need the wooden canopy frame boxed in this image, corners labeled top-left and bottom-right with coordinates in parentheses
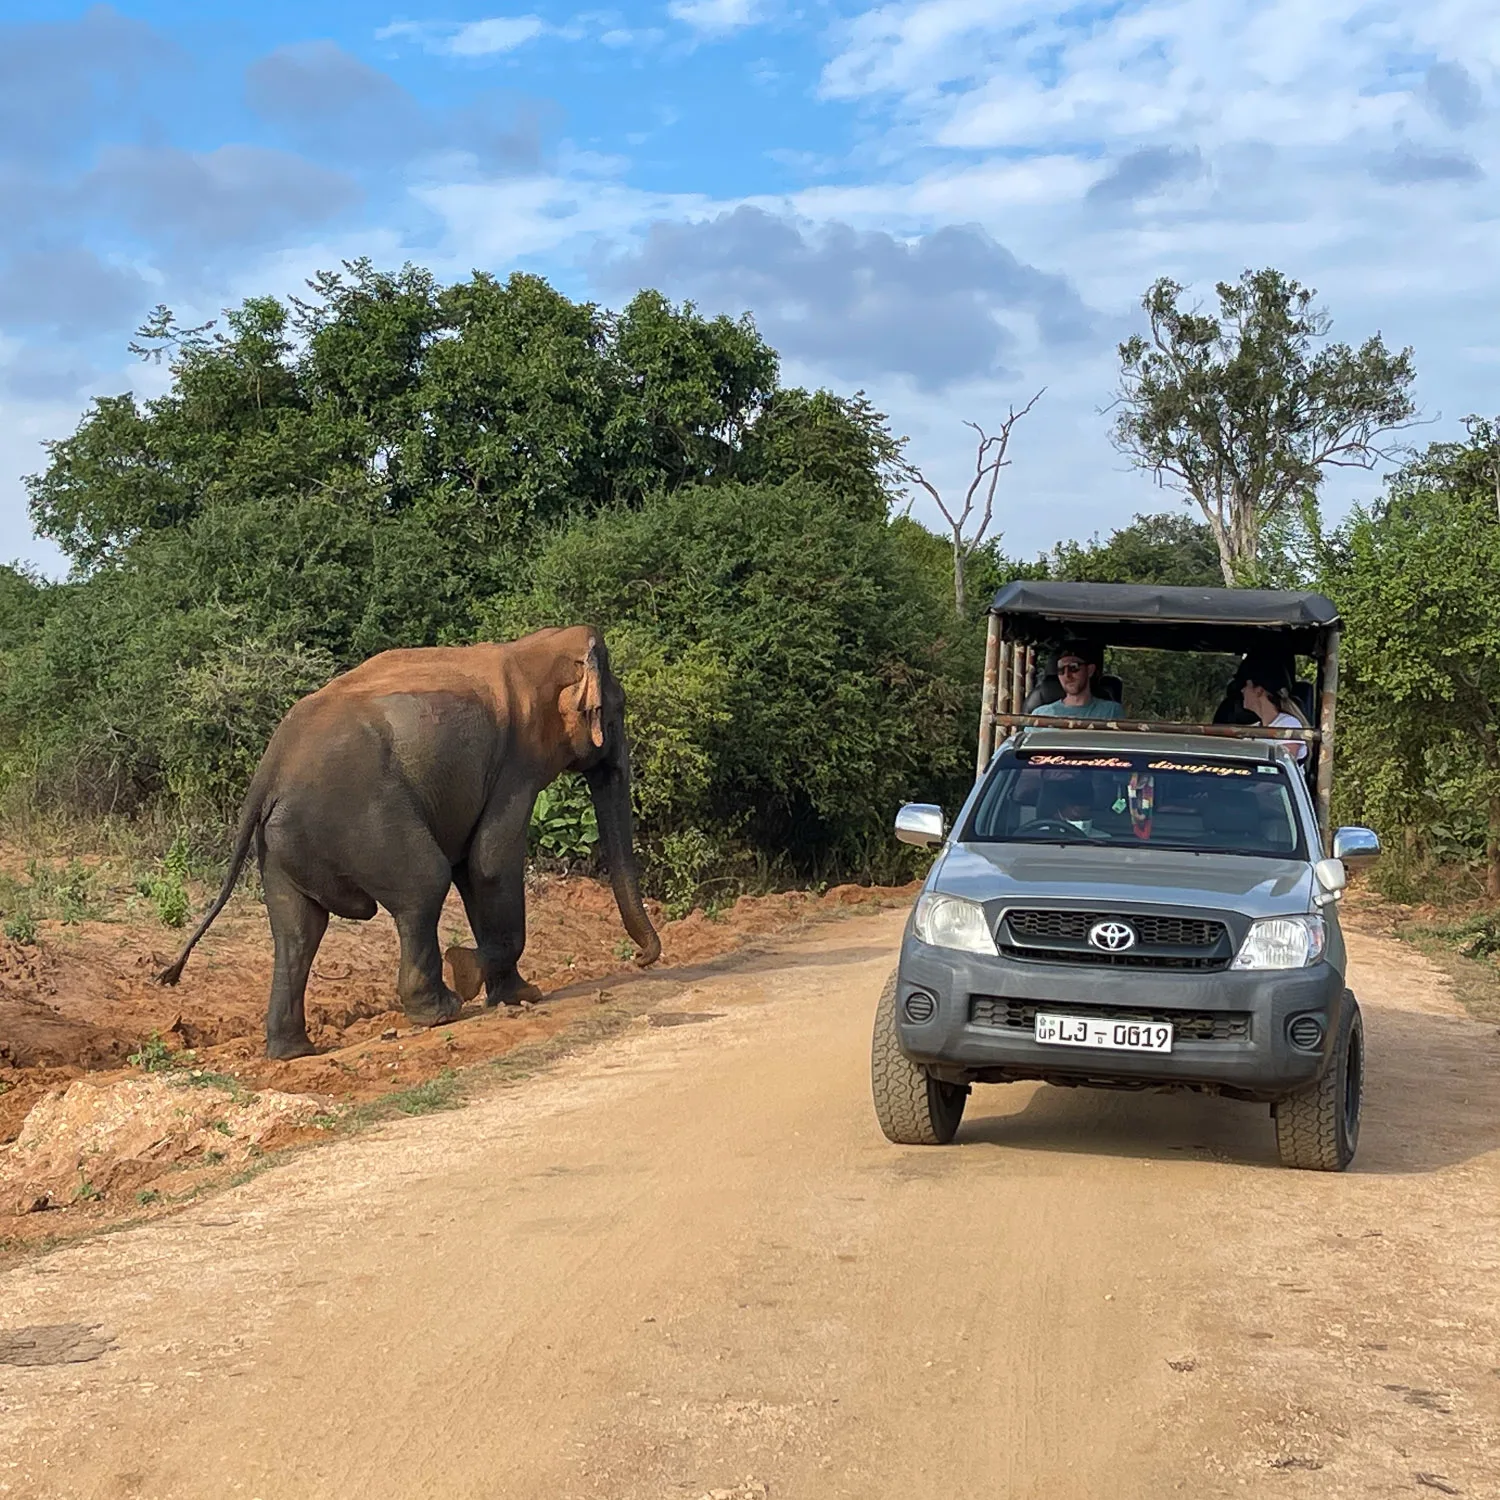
top-left (976, 590), bottom-right (1342, 846)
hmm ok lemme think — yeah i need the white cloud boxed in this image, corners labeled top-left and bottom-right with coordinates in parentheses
top-left (0, 374), bottom-right (104, 577)
top-left (795, 0), bottom-right (1500, 548)
top-left (666, 0), bottom-right (764, 38)
top-left (377, 16), bottom-right (548, 57)
top-left (824, 0), bottom-right (1500, 159)
top-left (415, 173), bottom-right (717, 264)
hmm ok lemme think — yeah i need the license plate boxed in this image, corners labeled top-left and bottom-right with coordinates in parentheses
top-left (1033, 1013), bottom-right (1174, 1053)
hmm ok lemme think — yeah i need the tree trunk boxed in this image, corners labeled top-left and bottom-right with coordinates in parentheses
top-left (952, 535), bottom-right (967, 618)
top-left (1195, 495), bottom-right (1237, 585)
top-left (585, 759), bottom-right (661, 965)
top-left (1232, 503), bottom-right (1261, 585)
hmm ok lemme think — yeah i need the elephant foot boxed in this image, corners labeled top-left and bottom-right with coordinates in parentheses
top-left (266, 1033), bottom-right (318, 1061)
top-left (403, 986), bottom-right (464, 1028)
top-left (485, 978), bottom-right (545, 1009)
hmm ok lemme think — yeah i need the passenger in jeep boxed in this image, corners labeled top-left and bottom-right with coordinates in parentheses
top-left (1238, 660), bottom-right (1310, 762)
top-left (1030, 646), bottom-right (1124, 721)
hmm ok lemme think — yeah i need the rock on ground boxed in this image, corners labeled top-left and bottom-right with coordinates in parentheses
top-left (0, 1074), bottom-right (332, 1212)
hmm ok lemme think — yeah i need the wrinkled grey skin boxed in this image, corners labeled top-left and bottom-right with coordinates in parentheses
top-left (158, 626), bottom-right (661, 1060)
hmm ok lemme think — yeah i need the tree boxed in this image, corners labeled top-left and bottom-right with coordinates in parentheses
top-left (1328, 426), bottom-right (1500, 896)
top-left (1110, 269), bottom-right (1417, 585)
top-left (1043, 513), bottom-right (1234, 720)
top-left (734, 388), bottom-right (907, 520)
top-left (1461, 413), bottom-right (1500, 522)
top-left (1045, 511), bottom-right (1221, 588)
top-left (901, 392), bottom-right (1043, 617)
top-left (7, 261), bottom-right (930, 841)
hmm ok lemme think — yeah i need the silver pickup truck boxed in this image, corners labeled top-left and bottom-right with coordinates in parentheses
top-left (871, 583), bottom-right (1380, 1171)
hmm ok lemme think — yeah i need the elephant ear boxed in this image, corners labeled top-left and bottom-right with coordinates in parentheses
top-left (573, 636), bottom-right (605, 748)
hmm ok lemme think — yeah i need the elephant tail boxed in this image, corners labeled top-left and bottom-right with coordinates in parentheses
top-left (155, 781), bottom-right (268, 987)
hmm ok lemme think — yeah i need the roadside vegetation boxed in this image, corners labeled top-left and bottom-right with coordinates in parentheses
top-left (0, 258), bottom-right (1494, 963)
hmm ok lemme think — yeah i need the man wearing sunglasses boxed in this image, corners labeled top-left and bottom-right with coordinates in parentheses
top-left (1030, 645), bottom-right (1124, 720)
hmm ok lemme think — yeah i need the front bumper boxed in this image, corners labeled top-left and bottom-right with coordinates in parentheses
top-left (896, 935), bottom-right (1348, 1102)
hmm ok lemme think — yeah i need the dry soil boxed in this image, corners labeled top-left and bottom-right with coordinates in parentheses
top-left (0, 909), bottom-right (1497, 1498)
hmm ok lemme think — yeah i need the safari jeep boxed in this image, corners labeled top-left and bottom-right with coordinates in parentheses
top-left (871, 582), bottom-right (1380, 1171)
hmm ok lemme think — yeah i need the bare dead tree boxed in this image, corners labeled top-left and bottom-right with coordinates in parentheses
top-left (903, 390), bottom-right (1044, 617)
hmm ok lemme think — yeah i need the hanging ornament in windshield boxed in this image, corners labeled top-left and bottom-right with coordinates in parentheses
top-left (1127, 772), bottom-right (1155, 841)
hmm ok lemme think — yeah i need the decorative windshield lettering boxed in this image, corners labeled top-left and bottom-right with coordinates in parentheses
top-left (1024, 755), bottom-right (1133, 769)
top-left (1145, 760), bottom-right (1252, 777)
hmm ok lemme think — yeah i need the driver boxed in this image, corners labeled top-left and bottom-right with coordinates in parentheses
top-left (1047, 770), bottom-right (1097, 834)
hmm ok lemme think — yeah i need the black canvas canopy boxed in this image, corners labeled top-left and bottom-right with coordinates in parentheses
top-left (988, 581), bottom-right (1340, 655)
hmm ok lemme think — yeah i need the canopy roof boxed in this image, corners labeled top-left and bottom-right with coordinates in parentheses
top-left (988, 581), bottom-right (1340, 655)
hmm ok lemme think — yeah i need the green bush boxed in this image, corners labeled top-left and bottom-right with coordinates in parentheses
top-left (655, 827), bottom-right (721, 917)
top-left (3, 906), bottom-right (36, 945)
top-left (138, 833), bottom-right (192, 927)
top-left (18, 859), bottom-right (102, 924)
top-left (529, 778), bottom-right (599, 864)
top-left (128, 1031), bottom-right (189, 1073)
top-left (484, 478), bottom-right (980, 878)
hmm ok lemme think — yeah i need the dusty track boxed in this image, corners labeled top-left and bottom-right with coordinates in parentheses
top-left (1, 910), bottom-right (1497, 1498)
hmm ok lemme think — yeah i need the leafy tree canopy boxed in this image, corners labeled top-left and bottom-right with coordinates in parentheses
top-left (1327, 427), bottom-right (1500, 895)
top-left (28, 260), bottom-right (901, 574)
top-left (1039, 513), bottom-right (1234, 720)
top-left (3, 262), bottom-right (928, 883)
top-left (1111, 268), bottom-right (1417, 585)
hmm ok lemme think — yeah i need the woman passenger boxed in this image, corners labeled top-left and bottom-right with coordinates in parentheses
top-left (1240, 664), bottom-right (1309, 763)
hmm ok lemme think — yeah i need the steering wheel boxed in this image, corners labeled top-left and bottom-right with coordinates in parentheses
top-left (1019, 817), bottom-right (1102, 839)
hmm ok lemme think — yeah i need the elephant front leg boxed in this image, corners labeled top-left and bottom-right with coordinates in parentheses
top-left (456, 819), bottom-right (542, 1008)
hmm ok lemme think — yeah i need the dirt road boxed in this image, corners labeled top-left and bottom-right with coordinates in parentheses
top-left (2, 909), bottom-right (1498, 1498)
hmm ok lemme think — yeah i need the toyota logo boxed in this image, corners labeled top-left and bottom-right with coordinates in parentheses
top-left (1088, 920), bottom-right (1137, 952)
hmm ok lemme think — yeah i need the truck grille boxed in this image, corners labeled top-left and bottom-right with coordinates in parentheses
top-left (970, 997), bottom-right (1251, 1042)
top-left (1007, 910), bottom-right (1222, 947)
top-left (999, 908), bottom-right (1232, 971)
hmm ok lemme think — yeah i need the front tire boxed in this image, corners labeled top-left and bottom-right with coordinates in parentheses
top-left (1274, 994), bottom-right (1363, 1171)
top-left (871, 971), bottom-right (967, 1145)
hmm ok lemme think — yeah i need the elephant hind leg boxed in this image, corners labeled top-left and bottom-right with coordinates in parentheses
top-left (263, 864), bottom-right (330, 1060)
top-left (394, 897), bottom-right (464, 1026)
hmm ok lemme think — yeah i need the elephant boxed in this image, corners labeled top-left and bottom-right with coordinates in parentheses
top-left (157, 626), bottom-right (661, 1059)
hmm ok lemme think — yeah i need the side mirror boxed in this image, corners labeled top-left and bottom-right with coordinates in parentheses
top-left (895, 803), bottom-right (946, 848)
top-left (1332, 826), bottom-right (1381, 868)
top-left (1312, 857), bottom-right (1347, 906)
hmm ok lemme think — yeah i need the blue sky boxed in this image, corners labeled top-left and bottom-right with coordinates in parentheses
top-left (2, 1), bottom-right (1498, 575)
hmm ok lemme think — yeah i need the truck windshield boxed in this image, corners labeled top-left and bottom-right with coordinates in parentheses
top-left (964, 749), bottom-right (1306, 860)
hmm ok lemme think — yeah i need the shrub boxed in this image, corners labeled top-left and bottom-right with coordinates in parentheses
top-left (138, 832), bottom-right (192, 927)
top-left (529, 778), bottom-right (599, 864)
top-left (655, 826), bottom-right (721, 917)
top-left (3, 906), bottom-right (36, 945)
top-left (483, 479), bottom-right (980, 879)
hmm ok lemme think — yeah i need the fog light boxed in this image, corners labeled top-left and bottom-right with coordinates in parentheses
top-left (1288, 1014), bottom-right (1324, 1051)
top-left (903, 990), bottom-right (937, 1023)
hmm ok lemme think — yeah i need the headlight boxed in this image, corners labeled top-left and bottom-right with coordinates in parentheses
top-left (1232, 915), bottom-right (1326, 970)
top-left (913, 894), bottom-right (998, 956)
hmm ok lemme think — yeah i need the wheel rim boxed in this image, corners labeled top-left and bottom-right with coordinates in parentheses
top-left (1342, 1026), bottom-right (1363, 1144)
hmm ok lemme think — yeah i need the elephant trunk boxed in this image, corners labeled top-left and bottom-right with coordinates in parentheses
top-left (586, 759), bottom-right (661, 967)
